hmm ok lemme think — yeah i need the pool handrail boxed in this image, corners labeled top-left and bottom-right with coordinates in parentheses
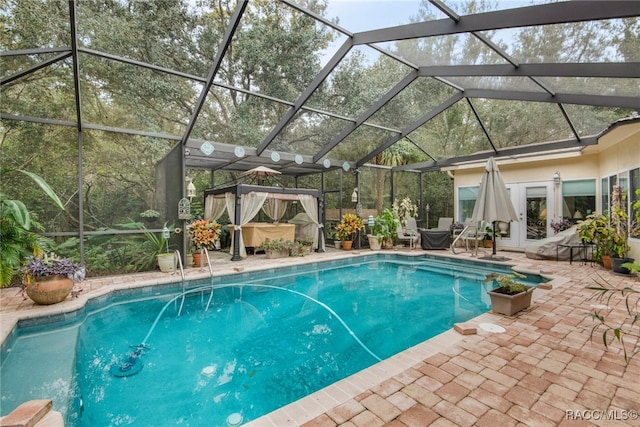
top-left (173, 250), bottom-right (185, 282)
top-left (178, 249), bottom-right (215, 316)
top-left (451, 224), bottom-right (482, 256)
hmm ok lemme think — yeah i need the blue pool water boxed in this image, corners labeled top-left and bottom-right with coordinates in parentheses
top-left (0, 255), bottom-right (542, 425)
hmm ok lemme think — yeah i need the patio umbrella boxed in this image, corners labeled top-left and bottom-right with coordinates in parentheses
top-left (241, 166), bottom-right (282, 186)
top-left (471, 157), bottom-right (519, 261)
top-left (241, 165), bottom-right (281, 177)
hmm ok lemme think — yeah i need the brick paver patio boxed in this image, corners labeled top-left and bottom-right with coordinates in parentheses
top-left (2, 248), bottom-right (639, 426)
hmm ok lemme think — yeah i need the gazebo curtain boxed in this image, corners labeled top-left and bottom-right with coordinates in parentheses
top-left (262, 197), bottom-right (288, 222)
top-left (204, 195), bottom-right (227, 221)
top-left (227, 191), bottom-right (269, 257)
top-left (298, 194), bottom-right (324, 251)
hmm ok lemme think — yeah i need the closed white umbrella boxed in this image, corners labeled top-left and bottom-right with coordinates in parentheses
top-left (471, 157), bottom-right (519, 260)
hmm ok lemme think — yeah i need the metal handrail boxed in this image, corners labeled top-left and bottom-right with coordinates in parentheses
top-left (178, 249), bottom-right (215, 316)
top-left (202, 249), bottom-right (215, 311)
top-left (451, 224), bottom-right (482, 256)
top-left (173, 250), bottom-right (185, 282)
top-left (201, 248), bottom-right (214, 277)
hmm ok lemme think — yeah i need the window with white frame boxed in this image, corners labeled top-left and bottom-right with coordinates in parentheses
top-left (458, 186), bottom-right (478, 223)
top-left (562, 179), bottom-right (596, 224)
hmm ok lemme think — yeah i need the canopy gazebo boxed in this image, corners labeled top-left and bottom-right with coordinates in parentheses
top-left (204, 184), bottom-right (324, 260)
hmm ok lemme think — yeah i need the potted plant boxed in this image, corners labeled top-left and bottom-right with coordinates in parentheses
top-left (1, 169), bottom-right (65, 288)
top-left (577, 212), bottom-right (615, 268)
top-left (290, 238), bottom-right (313, 257)
top-left (23, 253), bottom-right (85, 305)
top-left (367, 215), bottom-right (389, 251)
top-left (188, 219), bottom-right (222, 267)
top-left (295, 237), bottom-right (314, 255)
top-left (328, 229), bottom-right (341, 249)
top-left (621, 261), bottom-right (640, 277)
top-left (392, 197), bottom-right (418, 228)
top-left (485, 272), bottom-right (534, 316)
top-left (611, 204), bottom-right (633, 274)
top-left (141, 224), bottom-right (177, 273)
top-left (261, 238), bottom-right (292, 259)
top-left (335, 213), bottom-right (364, 250)
top-left (378, 208), bottom-right (399, 249)
top-left (483, 226), bottom-right (494, 248)
top-left (139, 209), bottom-right (160, 224)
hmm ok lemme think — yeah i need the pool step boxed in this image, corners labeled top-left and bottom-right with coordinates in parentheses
top-left (0, 399), bottom-right (63, 427)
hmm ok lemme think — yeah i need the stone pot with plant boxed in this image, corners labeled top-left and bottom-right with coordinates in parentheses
top-left (24, 253), bottom-right (85, 305)
top-left (368, 214), bottom-right (392, 250)
top-left (261, 238), bottom-right (292, 259)
top-left (1, 169), bottom-right (66, 288)
top-left (485, 272), bottom-right (534, 316)
top-left (140, 224), bottom-right (177, 273)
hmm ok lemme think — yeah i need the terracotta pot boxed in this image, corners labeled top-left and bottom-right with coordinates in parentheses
top-left (26, 275), bottom-right (74, 305)
top-left (601, 255), bottom-right (612, 270)
top-left (342, 240), bottom-right (353, 250)
top-left (193, 251), bottom-right (209, 267)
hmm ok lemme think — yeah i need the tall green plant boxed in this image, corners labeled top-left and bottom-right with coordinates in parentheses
top-left (577, 213), bottom-right (615, 262)
top-left (587, 274), bottom-right (640, 364)
top-left (0, 169), bottom-right (65, 287)
top-left (611, 205), bottom-right (630, 258)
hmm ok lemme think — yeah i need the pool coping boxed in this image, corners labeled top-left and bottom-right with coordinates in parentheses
top-left (0, 249), bottom-right (565, 425)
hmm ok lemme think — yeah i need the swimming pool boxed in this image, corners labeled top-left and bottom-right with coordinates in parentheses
top-left (0, 254), bottom-right (542, 425)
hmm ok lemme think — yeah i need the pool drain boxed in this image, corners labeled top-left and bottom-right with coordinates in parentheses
top-left (201, 366), bottom-right (215, 377)
top-left (226, 412), bottom-right (243, 426)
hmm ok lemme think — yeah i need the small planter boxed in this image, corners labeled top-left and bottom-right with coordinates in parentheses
top-left (483, 239), bottom-right (493, 248)
top-left (193, 251), bottom-right (209, 267)
top-left (602, 255), bottom-right (612, 270)
top-left (488, 286), bottom-right (534, 316)
top-left (333, 241), bottom-right (342, 249)
top-left (26, 275), bottom-right (74, 305)
top-left (157, 253), bottom-right (177, 273)
top-left (342, 240), bottom-right (353, 250)
top-left (382, 238), bottom-right (394, 249)
top-left (265, 249), bottom-right (290, 259)
top-left (367, 235), bottom-right (381, 251)
top-left (611, 257), bottom-right (634, 274)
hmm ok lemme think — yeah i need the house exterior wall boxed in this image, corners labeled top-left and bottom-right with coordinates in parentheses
top-left (452, 120), bottom-right (640, 258)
